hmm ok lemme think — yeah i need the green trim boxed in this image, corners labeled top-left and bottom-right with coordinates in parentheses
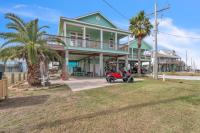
top-left (75, 12), bottom-right (117, 29)
top-left (68, 47), bottom-right (129, 55)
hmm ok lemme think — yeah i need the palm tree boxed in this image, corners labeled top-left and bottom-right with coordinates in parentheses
top-left (0, 13), bottom-right (65, 86)
top-left (129, 11), bottom-right (153, 76)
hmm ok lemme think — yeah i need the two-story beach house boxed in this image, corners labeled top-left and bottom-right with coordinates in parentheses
top-left (156, 50), bottom-right (185, 72)
top-left (49, 12), bottom-right (152, 77)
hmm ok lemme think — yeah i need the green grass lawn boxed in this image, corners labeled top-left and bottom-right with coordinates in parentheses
top-left (1, 79), bottom-right (200, 133)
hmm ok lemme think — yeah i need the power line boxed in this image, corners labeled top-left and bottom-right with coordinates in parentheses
top-left (101, 0), bottom-right (129, 20)
top-left (159, 31), bottom-right (200, 39)
top-left (147, 5), bottom-right (170, 16)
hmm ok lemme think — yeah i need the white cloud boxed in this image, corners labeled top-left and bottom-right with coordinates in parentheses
top-left (145, 17), bottom-right (200, 69)
top-left (13, 4), bottom-right (27, 9)
top-left (0, 4), bottom-right (61, 23)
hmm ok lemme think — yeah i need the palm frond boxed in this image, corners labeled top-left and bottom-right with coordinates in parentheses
top-left (5, 13), bottom-right (26, 32)
top-left (38, 26), bottom-right (49, 32)
top-left (0, 46), bottom-right (25, 61)
top-left (129, 10), bottom-right (153, 39)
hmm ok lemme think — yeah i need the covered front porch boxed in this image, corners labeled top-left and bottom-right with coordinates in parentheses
top-left (67, 50), bottom-right (129, 77)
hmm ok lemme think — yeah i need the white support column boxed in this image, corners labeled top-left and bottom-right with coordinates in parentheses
top-left (99, 53), bottom-right (104, 76)
top-left (116, 57), bottom-right (119, 72)
top-left (125, 55), bottom-right (129, 69)
top-left (132, 47), bottom-right (134, 59)
top-left (83, 26), bottom-right (86, 47)
top-left (115, 32), bottom-right (118, 50)
top-left (100, 30), bottom-right (103, 49)
top-left (63, 22), bottom-right (67, 44)
top-left (93, 56), bottom-right (96, 77)
top-left (65, 50), bottom-right (69, 72)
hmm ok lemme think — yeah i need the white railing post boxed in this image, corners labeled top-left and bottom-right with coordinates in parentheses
top-left (83, 26), bottom-right (86, 47)
top-left (115, 32), bottom-right (118, 50)
top-left (100, 30), bottom-right (103, 50)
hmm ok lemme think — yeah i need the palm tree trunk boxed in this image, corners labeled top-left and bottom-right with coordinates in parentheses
top-left (61, 61), bottom-right (69, 80)
top-left (27, 63), bottom-right (41, 86)
top-left (137, 37), bottom-right (142, 76)
top-left (61, 51), bottom-right (69, 80)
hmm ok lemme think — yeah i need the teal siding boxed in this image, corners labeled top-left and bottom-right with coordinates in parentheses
top-left (129, 40), bottom-right (152, 50)
top-left (76, 13), bottom-right (117, 29)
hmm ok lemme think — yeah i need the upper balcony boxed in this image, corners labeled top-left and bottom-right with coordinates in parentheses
top-left (128, 54), bottom-right (151, 61)
top-left (65, 37), bottom-right (128, 54)
top-left (45, 35), bottom-right (129, 55)
top-left (158, 60), bottom-right (183, 64)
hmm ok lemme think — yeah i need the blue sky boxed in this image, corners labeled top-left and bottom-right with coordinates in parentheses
top-left (0, 0), bottom-right (200, 68)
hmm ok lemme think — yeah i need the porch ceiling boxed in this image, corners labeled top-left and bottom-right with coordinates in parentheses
top-left (68, 50), bottom-right (126, 57)
top-left (66, 24), bottom-right (127, 39)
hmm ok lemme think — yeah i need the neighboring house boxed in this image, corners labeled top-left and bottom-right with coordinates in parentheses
top-left (0, 60), bottom-right (27, 72)
top-left (156, 50), bottom-right (185, 72)
top-left (120, 40), bottom-right (152, 68)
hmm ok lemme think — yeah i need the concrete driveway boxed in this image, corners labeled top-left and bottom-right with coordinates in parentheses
top-left (159, 75), bottom-right (200, 80)
top-left (51, 77), bottom-right (118, 91)
top-left (51, 77), bottom-right (142, 91)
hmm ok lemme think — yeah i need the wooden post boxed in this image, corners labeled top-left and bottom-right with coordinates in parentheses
top-left (19, 73), bottom-right (21, 82)
top-left (3, 75), bottom-right (8, 99)
top-left (11, 73), bottom-right (14, 84)
top-left (23, 73), bottom-right (25, 80)
top-left (99, 53), bottom-right (103, 77)
top-left (0, 75), bottom-right (8, 100)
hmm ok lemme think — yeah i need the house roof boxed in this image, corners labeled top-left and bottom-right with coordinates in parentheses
top-left (75, 11), bottom-right (118, 29)
top-left (157, 50), bottom-right (181, 59)
top-left (129, 40), bottom-right (153, 50)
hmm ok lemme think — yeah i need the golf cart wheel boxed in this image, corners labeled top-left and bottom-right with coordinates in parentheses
top-left (128, 77), bottom-right (134, 83)
top-left (108, 77), bottom-right (114, 83)
top-left (123, 78), bottom-right (128, 82)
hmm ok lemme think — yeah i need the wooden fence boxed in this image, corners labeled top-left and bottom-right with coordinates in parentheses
top-left (4, 72), bottom-right (27, 86)
top-left (0, 77), bottom-right (8, 100)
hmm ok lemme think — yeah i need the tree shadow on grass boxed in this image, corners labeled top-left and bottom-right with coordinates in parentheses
top-left (0, 95), bottom-right (49, 110)
top-left (35, 94), bottom-right (200, 129)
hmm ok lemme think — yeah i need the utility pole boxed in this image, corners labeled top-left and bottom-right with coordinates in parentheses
top-left (152, 2), bottom-right (170, 79)
top-left (153, 2), bottom-right (158, 79)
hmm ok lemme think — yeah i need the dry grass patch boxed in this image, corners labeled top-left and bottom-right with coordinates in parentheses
top-left (1, 79), bottom-right (200, 133)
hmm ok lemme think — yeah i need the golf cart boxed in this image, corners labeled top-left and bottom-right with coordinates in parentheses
top-left (106, 69), bottom-right (134, 83)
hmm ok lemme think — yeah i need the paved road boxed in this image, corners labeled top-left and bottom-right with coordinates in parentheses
top-left (159, 75), bottom-right (200, 80)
